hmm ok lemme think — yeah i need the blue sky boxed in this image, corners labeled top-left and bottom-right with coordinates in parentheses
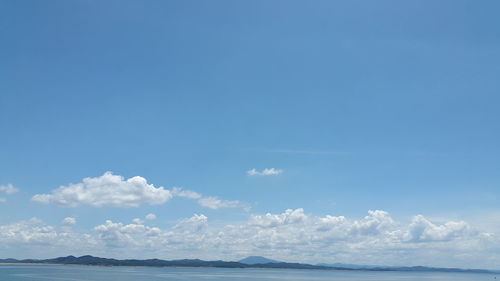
top-left (1, 0), bottom-right (500, 269)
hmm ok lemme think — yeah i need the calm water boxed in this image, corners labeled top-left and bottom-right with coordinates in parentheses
top-left (0, 265), bottom-right (497, 281)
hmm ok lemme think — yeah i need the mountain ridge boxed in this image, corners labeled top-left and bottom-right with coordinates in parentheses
top-left (0, 255), bottom-right (496, 274)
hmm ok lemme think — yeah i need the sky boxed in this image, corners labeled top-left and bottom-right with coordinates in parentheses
top-left (1, 0), bottom-right (500, 269)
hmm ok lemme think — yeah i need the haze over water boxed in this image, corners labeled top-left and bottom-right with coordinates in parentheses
top-left (0, 265), bottom-right (497, 281)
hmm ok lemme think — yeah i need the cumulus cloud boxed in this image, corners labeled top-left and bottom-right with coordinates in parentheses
top-left (173, 214), bottom-right (208, 232)
top-left (0, 210), bottom-right (497, 268)
top-left (145, 213), bottom-right (156, 220)
top-left (32, 172), bottom-right (172, 208)
top-left (0, 218), bottom-right (95, 251)
top-left (92, 215), bottom-right (210, 252)
top-left (316, 215), bottom-right (347, 231)
top-left (198, 196), bottom-right (243, 209)
top-left (94, 219), bottom-right (162, 248)
top-left (0, 184), bottom-right (19, 194)
top-left (0, 218), bottom-right (58, 244)
top-left (249, 208), bottom-right (307, 228)
top-left (31, 173), bottom-right (246, 210)
top-left (350, 210), bottom-right (396, 236)
top-left (62, 217), bottom-right (76, 225)
top-left (247, 168), bottom-right (283, 176)
top-left (406, 215), bottom-right (470, 242)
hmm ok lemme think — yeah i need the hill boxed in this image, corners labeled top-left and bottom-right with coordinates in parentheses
top-left (239, 256), bottom-right (279, 264)
top-left (0, 255), bottom-right (496, 274)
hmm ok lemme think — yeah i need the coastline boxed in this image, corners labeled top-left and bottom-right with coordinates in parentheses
top-left (0, 260), bottom-right (497, 274)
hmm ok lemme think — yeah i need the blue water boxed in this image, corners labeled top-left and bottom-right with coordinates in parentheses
top-left (0, 265), bottom-right (497, 281)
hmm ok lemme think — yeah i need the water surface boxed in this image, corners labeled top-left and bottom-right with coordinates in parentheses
top-left (0, 265), bottom-right (497, 281)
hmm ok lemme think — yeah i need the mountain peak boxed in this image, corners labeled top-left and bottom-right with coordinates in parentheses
top-left (239, 256), bottom-right (279, 265)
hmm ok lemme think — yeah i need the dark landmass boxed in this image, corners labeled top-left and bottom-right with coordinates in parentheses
top-left (0, 255), bottom-right (330, 270)
top-left (370, 265), bottom-right (495, 274)
top-left (319, 262), bottom-right (498, 274)
top-left (0, 255), bottom-right (496, 274)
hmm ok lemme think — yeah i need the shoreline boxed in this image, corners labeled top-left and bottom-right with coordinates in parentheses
top-left (0, 262), bottom-right (497, 275)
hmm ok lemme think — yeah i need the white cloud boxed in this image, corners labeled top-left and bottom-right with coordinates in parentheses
top-left (145, 213), bottom-right (156, 220)
top-left (249, 208), bottom-right (307, 228)
top-left (316, 215), bottom-right (347, 231)
top-left (0, 184), bottom-right (19, 195)
top-left (0, 210), bottom-right (498, 268)
top-left (0, 197), bottom-right (5, 203)
top-left (350, 210), bottom-right (397, 236)
top-left (247, 168), bottom-right (283, 176)
top-left (31, 173), bottom-right (247, 210)
top-left (62, 217), bottom-right (76, 225)
top-left (0, 218), bottom-right (94, 250)
top-left (0, 218), bottom-right (58, 244)
top-left (173, 188), bottom-right (245, 210)
top-left (93, 219), bottom-right (162, 248)
top-left (198, 196), bottom-right (242, 209)
top-left (406, 215), bottom-right (470, 242)
top-left (173, 214), bottom-right (208, 232)
top-left (171, 187), bottom-right (202, 199)
top-left (32, 172), bottom-right (172, 208)
top-left (132, 218), bottom-right (144, 225)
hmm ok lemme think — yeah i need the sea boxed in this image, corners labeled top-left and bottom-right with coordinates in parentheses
top-left (0, 265), bottom-right (497, 281)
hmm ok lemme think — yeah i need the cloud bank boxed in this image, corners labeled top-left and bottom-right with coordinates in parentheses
top-left (0, 209), bottom-right (498, 269)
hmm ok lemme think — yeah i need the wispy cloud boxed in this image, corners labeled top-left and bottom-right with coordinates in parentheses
top-left (198, 196), bottom-right (244, 210)
top-left (247, 168), bottom-right (283, 176)
top-left (171, 187), bottom-right (202, 199)
top-left (62, 217), bottom-right (76, 225)
top-left (145, 213), bottom-right (156, 220)
top-left (174, 187), bottom-right (245, 210)
top-left (0, 184), bottom-right (19, 195)
top-left (0, 184), bottom-right (20, 203)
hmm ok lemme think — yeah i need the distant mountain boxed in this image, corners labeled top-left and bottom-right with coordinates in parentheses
top-left (318, 263), bottom-right (496, 274)
top-left (0, 255), bottom-right (246, 268)
top-left (0, 258), bottom-right (18, 263)
top-left (0, 255), bottom-right (497, 274)
top-left (0, 255), bottom-right (329, 269)
top-left (370, 266), bottom-right (494, 274)
top-left (239, 256), bottom-right (279, 265)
